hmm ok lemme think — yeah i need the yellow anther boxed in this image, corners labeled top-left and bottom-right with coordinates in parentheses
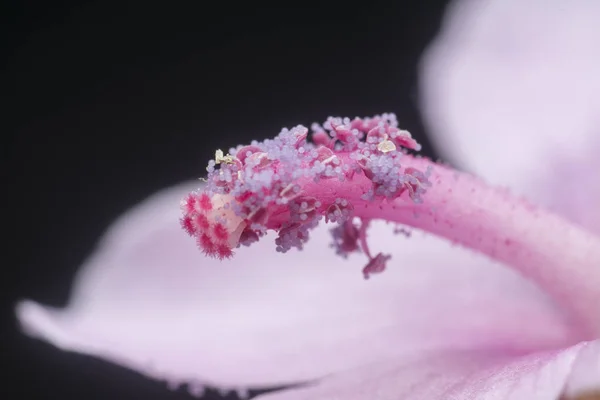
top-left (377, 139), bottom-right (396, 153)
top-left (215, 149), bottom-right (235, 165)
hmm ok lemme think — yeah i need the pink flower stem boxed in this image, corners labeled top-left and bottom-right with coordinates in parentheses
top-left (183, 114), bottom-right (600, 337)
top-left (292, 155), bottom-right (600, 337)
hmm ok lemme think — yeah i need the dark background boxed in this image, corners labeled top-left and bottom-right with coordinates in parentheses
top-left (4, 1), bottom-right (449, 398)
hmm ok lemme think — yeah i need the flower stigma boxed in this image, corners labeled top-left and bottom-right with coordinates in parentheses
top-left (181, 113), bottom-right (600, 334)
top-left (181, 114), bottom-right (426, 277)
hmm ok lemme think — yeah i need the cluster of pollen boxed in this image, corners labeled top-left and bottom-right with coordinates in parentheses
top-left (181, 113), bottom-right (431, 278)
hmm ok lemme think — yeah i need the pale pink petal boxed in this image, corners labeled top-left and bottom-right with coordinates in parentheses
top-left (419, 0), bottom-right (600, 234)
top-left (15, 183), bottom-right (578, 390)
top-left (562, 340), bottom-right (600, 398)
top-left (255, 340), bottom-right (600, 400)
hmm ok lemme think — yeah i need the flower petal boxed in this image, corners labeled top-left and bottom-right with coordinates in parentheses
top-left (254, 340), bottom-right (600, 400)
top-left (419, 0), bottom-right (600, 234)
top-left (16, 183), bottom-right (579, 390)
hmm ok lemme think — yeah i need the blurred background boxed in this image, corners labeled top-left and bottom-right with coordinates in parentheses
top-left (4, 0), bottom-right (448, 398)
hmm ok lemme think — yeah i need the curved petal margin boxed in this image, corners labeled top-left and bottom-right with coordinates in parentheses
top-left (255, 340), bottom-right (600, 400)
top-left (16, 183), bottom-right (578, 391)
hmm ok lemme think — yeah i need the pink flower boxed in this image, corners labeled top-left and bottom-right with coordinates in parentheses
top-left (15, 0), bottom-right (600, 399)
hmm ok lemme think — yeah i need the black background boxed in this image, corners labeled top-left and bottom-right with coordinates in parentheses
top-left (4, 1), bottom-right (449, 398)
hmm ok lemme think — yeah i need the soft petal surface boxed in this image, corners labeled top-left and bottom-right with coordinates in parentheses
top-left (255, 340), bottom-right (600, 400)
top-left (419, 0), bottom-right (600, 234)
top-left (16, 183), bottom-right (579, 389)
